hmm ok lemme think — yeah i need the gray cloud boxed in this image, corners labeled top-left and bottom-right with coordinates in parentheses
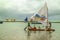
top-left (0, 0), bottom-right (60, 21)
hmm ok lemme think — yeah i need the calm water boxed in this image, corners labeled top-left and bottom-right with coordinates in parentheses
top-left (0, 22), bottom-right (60, 40)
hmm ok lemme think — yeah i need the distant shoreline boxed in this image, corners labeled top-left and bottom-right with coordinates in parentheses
top-left (1, 21), bottom-right (60, 23)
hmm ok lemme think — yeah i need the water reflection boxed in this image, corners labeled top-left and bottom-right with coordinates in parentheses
top-left (27, 31), bottom-right (31, 40)
top-left (26, 31), bottom-right (53, 40)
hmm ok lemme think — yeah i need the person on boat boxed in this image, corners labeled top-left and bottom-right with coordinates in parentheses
top-left (32, 25), bottom-right (37, 31)
top-left (38, 26), bottom-right (41, 29)
top-left (49, 22), bottom-right (51, 28)
top-left (45, 22), bottom-right (51, 30)
top-left (28, 22), bottom-right (32, 30)
top-left (24, 22), bottom-right (32, 30)
top-left (32, 27), bottom-right (37, 31)
top-left (28, 22), bottom-right (30, 26)
top-left (47, 22), bottom-right (51, 30)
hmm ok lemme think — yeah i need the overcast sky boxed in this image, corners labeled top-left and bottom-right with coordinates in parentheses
top-left (0, 0), bottom-right (60, 21)
top-left (0, 0), bottom-right (60, 13)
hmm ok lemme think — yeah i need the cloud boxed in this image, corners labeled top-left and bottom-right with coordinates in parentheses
top-left (0, 0), bottom-right (60, 20)
top-left (0, 0), bottom-right (43, 14)
top-left (47, 0), bottom-right (60, 10)
top-left (0, 0), bottom-right (60, 14)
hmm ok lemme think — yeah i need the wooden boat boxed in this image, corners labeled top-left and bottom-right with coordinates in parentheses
top-left (24, 26), bottom-right (55, 31)
top-left (24, 2), bottom-right (55, 32)
top-left (28, 28), bottom-right (55, 31)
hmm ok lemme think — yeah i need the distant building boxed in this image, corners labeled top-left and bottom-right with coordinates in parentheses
top-left (5, 19), bottom-right (16, 22)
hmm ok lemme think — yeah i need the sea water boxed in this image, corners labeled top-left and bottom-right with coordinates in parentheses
top-left (0, 22), bottom-right (60, 40)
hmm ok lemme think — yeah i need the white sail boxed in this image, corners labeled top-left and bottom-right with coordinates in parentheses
top-left (30, 2), bottom-right (49, 27)
top-left (38, 2), bottom-right (48, 19)
top-left (38, 2), bottom-right (50, 27)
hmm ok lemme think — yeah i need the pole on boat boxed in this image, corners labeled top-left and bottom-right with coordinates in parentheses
top-left (44, 1), bottom-right (49, 29)
top-left (44, 0), bottom-right (51, 29)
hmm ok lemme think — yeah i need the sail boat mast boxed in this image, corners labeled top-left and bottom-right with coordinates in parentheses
top-left (44, 2), bottom-right (48, 29)
top-left (44, 1), bottom-right (49, 29)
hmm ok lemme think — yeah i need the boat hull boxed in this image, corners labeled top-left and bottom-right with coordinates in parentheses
top-left (28, 29), bottom-right (55, 31)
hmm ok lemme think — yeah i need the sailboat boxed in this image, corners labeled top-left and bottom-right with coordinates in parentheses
top-left (27, 2), bottom-right (55, 31)
top-left (24, 1), bottom-right (55, 31)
